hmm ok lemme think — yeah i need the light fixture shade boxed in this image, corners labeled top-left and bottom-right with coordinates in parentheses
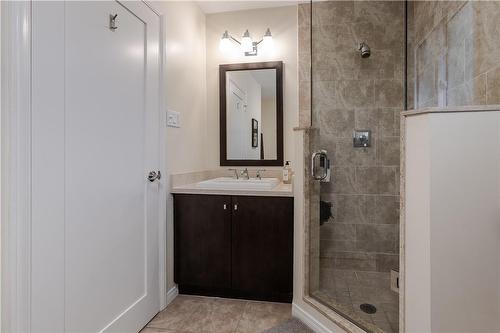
top-left (219, 30), bottom-right (232, 53)
top-left (261, 28), bottom-right (274, 52)
top-left (241, 29), bottom-right (253, 53)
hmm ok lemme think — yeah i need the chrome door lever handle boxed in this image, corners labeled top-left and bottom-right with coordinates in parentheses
top-left (147, 170), bottom-right (161, 182)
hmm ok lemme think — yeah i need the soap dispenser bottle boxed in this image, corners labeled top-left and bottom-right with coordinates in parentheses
top-left (283, 161), bottom-right (293, 184)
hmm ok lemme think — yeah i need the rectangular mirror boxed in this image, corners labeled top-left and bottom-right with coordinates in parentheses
top-left (219, 61), bottom-right (283, 166)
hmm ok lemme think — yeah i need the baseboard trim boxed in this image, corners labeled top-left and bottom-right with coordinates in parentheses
top-left (166, 285), bottom-right (179, 306)
top-left (292, 303), bottom-right (332, 333)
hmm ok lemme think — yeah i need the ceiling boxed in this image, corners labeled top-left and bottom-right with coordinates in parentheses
top-left (196, 1), bottom-right (299, 14)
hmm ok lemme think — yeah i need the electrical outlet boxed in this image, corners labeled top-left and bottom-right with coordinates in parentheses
top-left (167, 110), bottom-right (180, 128)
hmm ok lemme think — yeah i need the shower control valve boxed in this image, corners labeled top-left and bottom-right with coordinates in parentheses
top-left (353, 130), bottom-right (371, 148)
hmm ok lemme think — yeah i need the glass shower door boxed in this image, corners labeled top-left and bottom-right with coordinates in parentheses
top-left (305, 1), bottom-right (403, 332)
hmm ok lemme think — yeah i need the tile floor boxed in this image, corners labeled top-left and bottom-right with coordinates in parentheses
top-left (140, 295), bottom-right (292, 333)
top-left (313, 269), bottom-right (398, 333)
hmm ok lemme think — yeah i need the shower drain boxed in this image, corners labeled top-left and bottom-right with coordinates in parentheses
top-left (360, 303), bottom-right (377, 314)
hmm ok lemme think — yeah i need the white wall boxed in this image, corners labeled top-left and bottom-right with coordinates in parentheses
top-left (155, 1), bottom-right (208, 175)
top-left (150, 1), bottom-right (208, 293)
top-left (205, 5), bottom-right (298, 170)
top-left (405, 111), bottom-right (500, 332)
top-left (405, 115), bottom-right (431, 333)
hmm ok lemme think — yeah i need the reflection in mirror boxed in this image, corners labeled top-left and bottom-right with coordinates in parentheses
top-left (226, 69), bottom-right (277, 160)
top-left (220, 61), bottom-right (283, 167)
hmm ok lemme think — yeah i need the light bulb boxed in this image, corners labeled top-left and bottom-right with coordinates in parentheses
top-left (219, 30), bottom-right (231, 53)
top-left (261, 28), bottom-right (274, 52)
top-left (241, 29), bottom-right (253, 53)
top-left (219, 38), bottom-right (231, 53)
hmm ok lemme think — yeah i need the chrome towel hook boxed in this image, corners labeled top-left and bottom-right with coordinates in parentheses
top-left (109, 14), bottom-right (118, 31)
top-left (147, 170), bottom-right (161, 182)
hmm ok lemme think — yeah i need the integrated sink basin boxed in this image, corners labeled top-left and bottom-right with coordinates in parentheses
top-left (196, 177), bottom-right (280, 190)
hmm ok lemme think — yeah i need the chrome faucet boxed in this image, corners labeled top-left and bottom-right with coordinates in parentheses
top-left (240, 168), bottom-right (249, 180)
top-left (228, 168), bottom-right (239, 179)
top-left (256, 169), bottom-right (266, 180)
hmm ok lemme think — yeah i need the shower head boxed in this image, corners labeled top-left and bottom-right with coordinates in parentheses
top-left (358, 42), bottom-right (371, 58)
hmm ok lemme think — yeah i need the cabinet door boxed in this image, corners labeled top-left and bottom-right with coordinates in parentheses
top-left (231, 196), bottom-right (294, 302)
top-left (174, 194), bottom-right (231, 293)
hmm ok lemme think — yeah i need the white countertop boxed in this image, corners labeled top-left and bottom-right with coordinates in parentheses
top-left (171, 182), bottom-right (293, 197)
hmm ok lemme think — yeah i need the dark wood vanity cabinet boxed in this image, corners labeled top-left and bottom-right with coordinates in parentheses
top-left (173, 194), bottom-right (232, 292)
top-left (231, 196), bottom-right (294, 302)
top-left (173, 194), bottom-right (293, 303)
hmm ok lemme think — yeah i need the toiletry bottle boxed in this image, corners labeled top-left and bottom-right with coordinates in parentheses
top-left (283, 161), bottom-right (293, 184)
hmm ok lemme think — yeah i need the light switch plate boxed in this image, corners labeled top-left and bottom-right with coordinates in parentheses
top-left (167, 110), bottom-right (180, 128)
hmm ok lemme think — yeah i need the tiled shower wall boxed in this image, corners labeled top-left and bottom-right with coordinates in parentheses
top-left (305, 1), bottom-right (404, 279)
top-left (408, 1), bottom-right (500, 109)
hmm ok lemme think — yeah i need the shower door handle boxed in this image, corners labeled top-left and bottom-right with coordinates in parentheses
top-left (311, 150), bottom-right (330, 182)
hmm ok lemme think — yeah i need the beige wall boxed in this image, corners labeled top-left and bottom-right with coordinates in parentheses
top-left (154, 1), bottom-right (208, 175)
top-left (151, 1), bottom-right (207, 293)
top-left (205, 5), bottom-right (298, 170)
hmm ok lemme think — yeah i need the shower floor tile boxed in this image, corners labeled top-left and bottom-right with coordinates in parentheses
top-left (314, 269), bottom-right (399, 333)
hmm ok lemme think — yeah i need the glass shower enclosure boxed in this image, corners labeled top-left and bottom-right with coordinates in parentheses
top-left (303, 1), bottom-right (404, 332)
top-left (302, 1), bottom-right (500, 332)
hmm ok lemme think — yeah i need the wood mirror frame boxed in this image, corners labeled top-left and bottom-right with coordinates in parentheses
top-left (219, 61), bottom-right (284, 166)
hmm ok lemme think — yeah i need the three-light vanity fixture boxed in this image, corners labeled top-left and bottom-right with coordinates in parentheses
top-left (219, 28), bottom-right (273, 56)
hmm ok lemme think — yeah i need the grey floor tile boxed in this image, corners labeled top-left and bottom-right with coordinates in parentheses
top-left (146, 296), bottom-right (206, 330)
top-left (143, 295), bottom-right (293, 333)
top-left (235, 302), bottom-right (292, 333)
top-left (182, 298), bottom-right (247, 333)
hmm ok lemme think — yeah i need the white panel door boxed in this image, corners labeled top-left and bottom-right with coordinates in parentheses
top-left (227, 81), bottom-right (247, 160)
top-left (228, 91), bottom-right (246, 159)
top-left (31, 1), bottom-right (161, 332)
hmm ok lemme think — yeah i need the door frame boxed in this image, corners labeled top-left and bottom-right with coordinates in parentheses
top-left (0, 2), bottom-right (168, 332)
